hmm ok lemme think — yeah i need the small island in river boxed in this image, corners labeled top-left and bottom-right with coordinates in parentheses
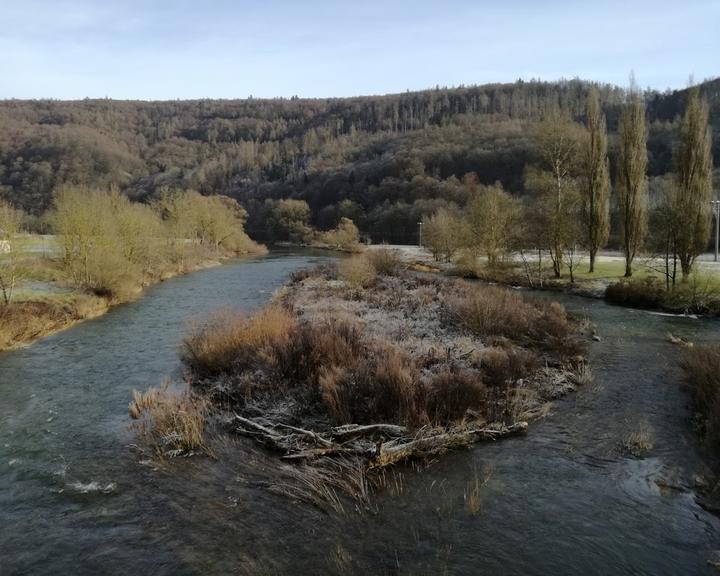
top-left (130, 250), bottom-right (590, 507)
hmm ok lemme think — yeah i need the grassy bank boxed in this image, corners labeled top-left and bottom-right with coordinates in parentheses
top-left (130, 250), bottom-right (589, 509)
top-left (380, 246), bottom-right (720, 316)
top-left (0, 234), bottom-right (266, 351)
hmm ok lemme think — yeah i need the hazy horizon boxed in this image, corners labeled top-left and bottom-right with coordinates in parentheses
top-left (0, 0), bottom-right (718, 100)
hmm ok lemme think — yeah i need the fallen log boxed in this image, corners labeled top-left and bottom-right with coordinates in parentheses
top-left (234, 414), bottom-right (285, 450)
top-left (371, 421), bottom-right (528, 469)
top-left (330, 423), bottom-right (408, 441)
top-left (234, 413), bottom-right (528, 469)
top-left (274, 422), bottom-right (335, 447)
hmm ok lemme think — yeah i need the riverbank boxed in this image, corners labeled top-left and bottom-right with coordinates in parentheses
top-left (372, 245), bottom-right (720, 316)
top-left (0, 238), bottom-right (267, 351)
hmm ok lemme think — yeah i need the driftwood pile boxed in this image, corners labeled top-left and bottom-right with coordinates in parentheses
top-left (233, 414), bottom-right (528, 470)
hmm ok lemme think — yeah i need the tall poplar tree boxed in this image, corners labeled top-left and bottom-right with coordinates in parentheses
top-left (672, 88), bottom-right (713, 281)
top-left (617, 84), bottom-right (648, 277)
top-left (581, 87), bottom-right (610, 273)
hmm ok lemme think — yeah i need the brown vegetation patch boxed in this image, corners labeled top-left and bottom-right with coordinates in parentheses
top-left (0, 295), bottom-right (107, 349)
top-left (129, 381), bottom-right (210, 457)
top-left (134, 266), bottom-right (588, 509)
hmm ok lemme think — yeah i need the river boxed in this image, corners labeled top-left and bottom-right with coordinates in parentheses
top-left (1, 250), bottom-right (719, 575)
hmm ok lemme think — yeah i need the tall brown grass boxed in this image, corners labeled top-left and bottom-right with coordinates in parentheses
top-left (180, 280), bottom-right (579, 430)
top-left (183, 306), bottom-right (296, 377)
top-left (182, 307), bottom-right (499, 428)
top-left (0, 295), bottom-right (107, 350)
top-left (445, 284), bottom-right (579, 357)
top-left (425, 370), bottom-right (485, 424)
top-left (129, 381), bottom-right (209, 456)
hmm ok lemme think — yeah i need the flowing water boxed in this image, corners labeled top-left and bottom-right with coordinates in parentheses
top-left (2, 251), bottom-right (720, 575)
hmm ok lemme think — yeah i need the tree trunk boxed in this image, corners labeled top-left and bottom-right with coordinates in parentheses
top-left (624, 260), bottom-right (633, 278)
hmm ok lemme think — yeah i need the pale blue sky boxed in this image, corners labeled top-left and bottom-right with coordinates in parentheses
top-left (0, 0), bottom-right (717, 100)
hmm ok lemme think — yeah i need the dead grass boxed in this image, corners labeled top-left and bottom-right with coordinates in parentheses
top-left (129, 381), bottom-right (209, 457)
top-left (183, 306), bottom-right (296, 377)
top-left (572, 362), bottom-right (594, 386)
top-left (445, 284), bottom-right (581, 357)
top-left (622, 421), bottom-right (655, 457)
top-left (425, 370), bottom-right (485, 424)
top-left (477, 346), bottom-right (539, 387)
top-left (464, 465), bottom-right (493, 515)
top-left (182, 272), bottom-right (585, 433)
top-left (0, 294), bottom-right (107, 350)
top-left (184, 308), bottom-right (499, 428)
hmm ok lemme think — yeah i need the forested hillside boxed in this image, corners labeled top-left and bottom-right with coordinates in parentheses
top-left (1, 78), bottom-right (718, 243)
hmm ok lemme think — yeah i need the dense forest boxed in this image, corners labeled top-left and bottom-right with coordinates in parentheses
top-left (1, 78), bottom-right (718, 243)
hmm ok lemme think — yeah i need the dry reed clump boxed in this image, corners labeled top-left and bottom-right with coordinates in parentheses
top-left (681, 345), bottom-right (720, 446)
top-left (477, 346), bottom-right (540, 387)
top-left (365, 248), bottom-right (403, 276)
top-left (464, 465), bottom-right (493, 515)
top-left (276, 324), bottom-right (429, 427)
top-left (339, 254), bottom-right (376, 288)
top-left (182, 306), bottom-right (296, 377)
top-left (425, 370), bottom-right (486, 424)
top-left (289, 262), bottom-right (338, 284)
top-left (445, 284), bottom-right (581, 358)
top-left (367, 347), bottom-right (425, 426)
top-left (129, 381), bottom-right (209, 457)
top-left (0, 295), bottom-right (107, 350)
top-left (622, 421), bottom-right (655, 457)
top-left (445, 285), bottom-right (532, 338)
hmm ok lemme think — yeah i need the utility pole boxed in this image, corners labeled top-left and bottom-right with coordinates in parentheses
top-left (418, 220), bottom-right (423, 248)
top-left (713, 200), bottom-right (720, 262)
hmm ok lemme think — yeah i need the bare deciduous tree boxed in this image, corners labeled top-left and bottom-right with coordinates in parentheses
top-left (0, 201), bottom-right (25, 306)
top-left (528, 113), bottom-right (583, 278)
top-left (422, 208), bottom-right (464, 262)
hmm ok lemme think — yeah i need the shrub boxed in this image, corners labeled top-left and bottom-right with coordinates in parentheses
top-left (365, 249), bottom-right (403, 276)
top-left (129, 382), bottom-right (209, 456)
top-left (339, 255), bottom-right (376, 288)
top-left (320, 217), bottom-right (362, 252)
top-left (183, 306), bottom-right (296, 377)
top-left (0, 295), bottom-right (107, 350)
top-left (605, 278), bottom-right (666, 309)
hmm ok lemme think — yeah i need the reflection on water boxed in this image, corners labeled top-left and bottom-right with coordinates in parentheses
top-left (2, 253), bottom-right (720, 575)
